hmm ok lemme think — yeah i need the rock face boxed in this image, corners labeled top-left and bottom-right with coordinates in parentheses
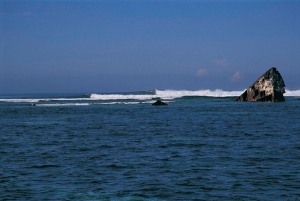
top-left (236, 67), bottom-right (285, 102)
top-left (152, 100), bottom-right (168, 106)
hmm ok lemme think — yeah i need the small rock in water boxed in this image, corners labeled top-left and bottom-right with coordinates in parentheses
top-left (152, 100), bottom-right (168, 106)
top-left (236, 67), bottom-right (285, 102)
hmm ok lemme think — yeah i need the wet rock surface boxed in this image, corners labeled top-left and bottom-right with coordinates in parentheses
top-left (152, 100), bottom-right (168, 106)
top-left (236, 67), bottom-right (285, 102)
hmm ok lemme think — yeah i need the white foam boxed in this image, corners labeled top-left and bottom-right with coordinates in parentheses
top-left (0, 98), bottom-right (41, 103)
top-left (1, 89), bottom-right (299, 103)
top-left (89, 89), bottom-right (245, 101)
top-left (155, 89), bottom-right (300, 98)
top-left (0, 98), bottom-right (91, 103)
top-left (284, 89), bottom-right (300, 96)
top-left (90, 94), bottom-right (157, 100)
top-left (37, 103), bottom-right (90, 107)
top-left (97, 101), bottom-right (141, 105)
top-left (43, 98), bottom-right (91, 101)
top-left (155, 89), bottom-right (245, 99)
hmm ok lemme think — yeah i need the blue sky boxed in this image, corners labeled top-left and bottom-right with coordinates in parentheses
top-left (1, 1), bottom-right (299, 93)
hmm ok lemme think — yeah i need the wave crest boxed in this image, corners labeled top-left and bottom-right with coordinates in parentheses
top-left (90, 94), bottom-right (156, 100)
top-left (155, 89), bottom-right (244, 99)
top-left (0, 89), bottom-right (299, 103)
top-left (285, 89), bottom-right (300, 96)
top-left (89, 89), bottom-right (245, 101)
top-left (87, 89), bottom-right (300, 101)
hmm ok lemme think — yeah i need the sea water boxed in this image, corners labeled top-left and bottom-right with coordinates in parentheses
top-left (1, 89), bottom-right (300, 201)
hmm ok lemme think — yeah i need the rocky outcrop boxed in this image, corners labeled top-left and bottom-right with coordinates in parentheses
top-left (152, 100), bottom-right (168, 106)
top-left (236, 67), bottom-right (285, 102)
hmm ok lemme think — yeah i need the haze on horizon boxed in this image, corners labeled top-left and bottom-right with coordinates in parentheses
top-left (0, 1), bottom-right (299, 93)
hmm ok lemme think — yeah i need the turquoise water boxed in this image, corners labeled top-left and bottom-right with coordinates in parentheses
top-left (1, 90), bottom-right (300, 200)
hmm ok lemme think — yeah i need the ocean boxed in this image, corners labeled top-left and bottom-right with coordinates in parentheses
top-left (1, 89), bottom-right (300, 201)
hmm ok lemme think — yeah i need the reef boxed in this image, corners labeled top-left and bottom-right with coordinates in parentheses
top-left (236, 67), bottom-right (285, 102)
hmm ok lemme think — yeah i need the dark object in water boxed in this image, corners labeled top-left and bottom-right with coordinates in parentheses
top-left (236, 67), bottom-right (285, 102)
top-left (152, 100), bottom-right (168, 106)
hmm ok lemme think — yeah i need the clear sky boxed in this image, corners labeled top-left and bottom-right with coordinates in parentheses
top-left (1, 0), bottom-right (299, 93)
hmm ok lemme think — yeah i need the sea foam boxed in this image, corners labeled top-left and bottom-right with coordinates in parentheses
top-left (89, 89), bottom-right (246, 101)
top-left (0, 89), bottom-right (299, 103)
top-left (155, 89), bottom-right (245, 99)
top-left (285, 89), bottom-right (300, 96)
top-left (89, 89), bottom-right (300, 101)
top-left (37, 103), bottom-right (90, 107)
top-left (90, 94), bottom-right (156, 100)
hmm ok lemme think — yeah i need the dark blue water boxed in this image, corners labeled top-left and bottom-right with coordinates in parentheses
top-left (1, 92), bottom-right (300, 201)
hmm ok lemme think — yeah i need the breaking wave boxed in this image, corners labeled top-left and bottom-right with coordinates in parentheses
top-left (285, 89), bottom-right (300, 96)
top-left (0, 89), bottom-right (299, 103)
top-left (36, 103), bottom-right (90, 107)
top-left (155, 89), bottom-right (244, 99)
top-left (0, 98), bottom-right (91, 103)
top-left (90, 89), bottom-right (246, 101)
top-left (153, 89), bottom-right (300, 99)
top-left (90, 94), bottom-right (156, 100)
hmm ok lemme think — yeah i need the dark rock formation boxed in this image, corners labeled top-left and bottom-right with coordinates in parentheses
top-left (236, 67), bottom-right (285, 102)
top-left (152, 100), bottom-right (168, 106)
